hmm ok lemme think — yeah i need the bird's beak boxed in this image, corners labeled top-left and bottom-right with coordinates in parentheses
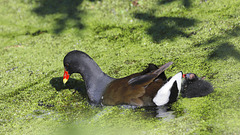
top-left (63, 69), bottom-right (70, 84)
top-left (182, 74), bottom-right (186, 78)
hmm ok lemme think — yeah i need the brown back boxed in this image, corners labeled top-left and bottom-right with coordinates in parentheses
top-left (102, 62), bottom-right (172, 106)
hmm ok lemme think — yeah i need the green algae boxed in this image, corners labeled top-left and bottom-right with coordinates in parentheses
top-left (1, 0), bottom-right (240, 134)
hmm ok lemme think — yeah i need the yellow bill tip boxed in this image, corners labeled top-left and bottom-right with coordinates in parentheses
top-left (63, 78), bottom-right (68, 84)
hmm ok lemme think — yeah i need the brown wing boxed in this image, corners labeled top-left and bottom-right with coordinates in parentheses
top-left (128, 62), bottom-right (172, 86)
top-left (102, 73), bottom-right (146, 106)
top-left (102, 62), bottom-right (173, 106)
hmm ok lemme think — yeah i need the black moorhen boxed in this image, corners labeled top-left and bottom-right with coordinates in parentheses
top-left (182, 73), bottom-right (214, 98)
top-left (62, 50), bottom-right (213, 107)
top-left (62, 50), bottom-right (182, 106)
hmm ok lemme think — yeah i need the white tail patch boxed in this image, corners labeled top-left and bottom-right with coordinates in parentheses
top-left (153, 72), bottom-right (182, 106)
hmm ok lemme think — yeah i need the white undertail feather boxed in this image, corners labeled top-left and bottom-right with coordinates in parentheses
top-left (153, 72), bottom-right (182, 106)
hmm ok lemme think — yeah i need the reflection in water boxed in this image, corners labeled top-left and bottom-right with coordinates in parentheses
top-left (141, 106), bottom-right (176, 119)
top-left (120, 105), bottom-right (177, 119)
top-left (155, 106), bottom-right (176, 120)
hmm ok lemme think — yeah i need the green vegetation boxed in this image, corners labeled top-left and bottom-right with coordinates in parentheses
top-left (1, 0), bottom-right (240, 134)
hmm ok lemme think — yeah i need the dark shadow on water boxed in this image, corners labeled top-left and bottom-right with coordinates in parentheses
top-left (208, 43), bottom-right (240, 62)
top-left (208, 26), bottom-right (240, 62)
top-left (158, 0), bottom-right (192, 8)
top-left (32, 0), bottom-right (100, 34)
top-left (134, 13), bottom-right (195, 43)
top-left (193, 26), bottom-right (240, 62)
top-left (50, 77), bottom-right (87, 97)
top-left (33, 0), bottom-right (84, 34)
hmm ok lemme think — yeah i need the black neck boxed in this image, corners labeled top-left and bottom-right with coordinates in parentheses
top-left (77, 56), bottom-right (114, 105)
